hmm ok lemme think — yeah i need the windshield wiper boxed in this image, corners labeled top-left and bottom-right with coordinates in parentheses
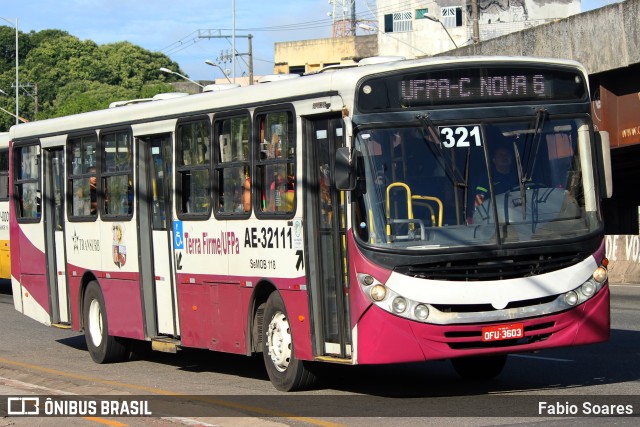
top-left (513, 108), bottom-right (547, 220)
top-left (522, 108), bottom-right (547, 183)
top-left (512, 142), bottom-right (527, 220)
top-left (416, 114), bottom-right (466, 187)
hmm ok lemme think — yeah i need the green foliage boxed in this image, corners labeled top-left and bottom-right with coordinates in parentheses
top-left (0, 25), bottom-right (186, 131)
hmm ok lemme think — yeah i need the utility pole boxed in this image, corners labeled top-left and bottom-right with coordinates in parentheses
top-left (472, 0), bottom-right (480, 44)
top-left (350, 0), bottom-right (356, 36)
top-left (198, 30), bottom-right (254, 84)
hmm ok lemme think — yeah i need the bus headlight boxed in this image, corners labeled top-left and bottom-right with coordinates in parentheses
top-left (391, 297), bottom-right (407, 313)
top-left (592, 266), bottom-right (607, 284)
top-left (362, 275), bottom-right (375, 286)
top-left (564, 291), bottom-right (579, 306)
top-left (357, 273), bottom-right (434, 323)
top-left (580, 281), bottom-right (596, 297)
top-left (561, 263), bottom-right (608, 308)
top-left (370, 284), bottom-right (387, 301)
top-left (414, 304), bottom-right (429, 321)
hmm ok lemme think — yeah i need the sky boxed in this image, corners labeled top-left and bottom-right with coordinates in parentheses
top-left (1, 0), bottom-right (620, 82)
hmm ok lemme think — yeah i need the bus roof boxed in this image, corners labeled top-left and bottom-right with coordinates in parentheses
top-left (8, 55), bottom-right (587, 141)
top-left (0, 132), bottom-right (10, 147)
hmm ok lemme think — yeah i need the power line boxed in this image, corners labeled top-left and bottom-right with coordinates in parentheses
top-left (158, 31), bottom-right (199, 52)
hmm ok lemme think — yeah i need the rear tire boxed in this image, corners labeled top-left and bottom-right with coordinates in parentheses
top-left (451, 354), bottom-right (507, 380)
top-left (83, 281), bottom-right (129, 363)
top-left (262, 292), bottom-right (318, 391)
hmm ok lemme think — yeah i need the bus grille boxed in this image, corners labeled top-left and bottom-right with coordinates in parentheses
top-left (395, 251), bottom-right (588, 281)
top-left (430, 295), bottom-right (557, 314)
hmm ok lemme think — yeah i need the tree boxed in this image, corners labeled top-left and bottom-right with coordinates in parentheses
top-left (0, 27), bottom-right (187, 130)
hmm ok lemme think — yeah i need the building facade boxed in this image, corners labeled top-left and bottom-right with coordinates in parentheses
top-left (274, 0), bottom-right (580, 74)
top-left (273, 35), bottom-right (377, 75)
top-left (375, 0), bottom-right (580, 57)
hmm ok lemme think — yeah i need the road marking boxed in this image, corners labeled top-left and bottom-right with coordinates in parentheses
top-left (163, 417), bottom-right (218, 427)
top-left (82, 417), bottom-right (128, 427)
top-left (0, 374), bottom-right (127, 427)
top-left (0, 357), bottom-right (345, 427)
top-left (511, 354), bottom-right (573, 362)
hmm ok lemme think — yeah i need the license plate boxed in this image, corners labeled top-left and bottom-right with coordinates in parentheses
top-left (482, 323), bottom-right (524, 342)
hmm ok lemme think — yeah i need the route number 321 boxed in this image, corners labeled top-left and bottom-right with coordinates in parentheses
top-left (438, 125), bottom-right (482, 148)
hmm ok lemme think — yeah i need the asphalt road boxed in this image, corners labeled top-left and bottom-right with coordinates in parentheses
top-left (0, 280), bottom-right (638, 427)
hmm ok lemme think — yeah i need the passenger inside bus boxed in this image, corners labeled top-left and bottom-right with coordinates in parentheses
top-left (88, 166), bottom-right (97, 215)
top-left (267, 171), bottom-right (294, 212)
top-left (243, 173), bottom-right (251, 212)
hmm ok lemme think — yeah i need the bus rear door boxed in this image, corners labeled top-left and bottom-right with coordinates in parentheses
top-left (136, 134), bottom-right (179, 338)
top-left (42, 145), bottom-right (70, 325)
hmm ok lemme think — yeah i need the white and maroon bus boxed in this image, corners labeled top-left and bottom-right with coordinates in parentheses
top-left (9, 56), bottom-right (612, 391)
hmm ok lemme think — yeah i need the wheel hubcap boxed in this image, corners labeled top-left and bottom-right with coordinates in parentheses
top-left (88, 299), bottom-right (103, 347)
top-left (266, 312), bottom-right (292, 372)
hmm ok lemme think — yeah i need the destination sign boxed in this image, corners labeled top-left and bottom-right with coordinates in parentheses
top-left (401, 73), bottom-right (546, 103)
top-left (357, 66), bottom-right (587, 111)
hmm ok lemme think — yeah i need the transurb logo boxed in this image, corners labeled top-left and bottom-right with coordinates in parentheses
top-left (72, 230), bottom-right (100, 252)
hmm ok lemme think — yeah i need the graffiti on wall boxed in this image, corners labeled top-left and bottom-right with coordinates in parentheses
top-left (606, 235), bottom-right (640, 262)
top-left (477, 0), bottom-right (528, 22)
top-left (605, 235), bottom-right (640, 283)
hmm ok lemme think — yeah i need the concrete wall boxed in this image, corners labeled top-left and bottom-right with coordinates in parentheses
top-left (437, 0), bottom-right (640, 75)
top-left (606, 234), bottom-right (640, 284)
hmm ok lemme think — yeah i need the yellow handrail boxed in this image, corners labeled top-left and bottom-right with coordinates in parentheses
top-left (385, 182), bottom-right (413, 238)
top-left (384, 182), bottom-right (444, 234)
top-left (412, 195), bottom-right (443, 227)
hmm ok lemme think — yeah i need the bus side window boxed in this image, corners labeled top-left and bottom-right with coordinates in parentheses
top-left (214, 114), bottom-right (250, 216)
top-left (68, 135), bottom-right (98, 220)
top-left (14, 144), bottom-right (41, 221)
top-left (101, 131), bottom-right (133, 218)
top-left (256, 110), bottom-right (295, 215)
top-left (177, 118), bottom-right (211, 218)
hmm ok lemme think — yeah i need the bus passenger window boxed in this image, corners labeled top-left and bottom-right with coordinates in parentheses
top-left (214, 114), bottom-right (250, 216)
top-left (177, 118), bottom-right (211, 218)
top-left (13, 144), bottom-right (41, 221)
top-left (68, 135), bottom-right (98, 219)
top-left (256, 110), bottom-right (295, 215)
top-left (101, 131), bottom-right (133, 218)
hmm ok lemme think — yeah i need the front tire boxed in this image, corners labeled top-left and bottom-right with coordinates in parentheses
top-left (262, 292), bottom-right (317, 391)
top-left (83, 281), bottom-right (129, 363)
top-left (451, 354), bottom-right (507, 380)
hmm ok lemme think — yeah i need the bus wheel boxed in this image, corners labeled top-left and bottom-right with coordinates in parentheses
top-left (83, 281), bottom-right (129, 364)
top-left (450, 354), bottom-right (507, 380)
top-left (262, 292), bottom-right (317, 391)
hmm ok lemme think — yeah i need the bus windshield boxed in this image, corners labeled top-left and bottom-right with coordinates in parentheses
top-left (353, 117), bottom-right (602, 250)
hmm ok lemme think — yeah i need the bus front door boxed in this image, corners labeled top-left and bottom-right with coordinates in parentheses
top-left (43, 147), bottom-right (69, 325)
top-left (305, 116), bottom-right (351, 360)
top-left (137, 135), bottom-right (179, 338)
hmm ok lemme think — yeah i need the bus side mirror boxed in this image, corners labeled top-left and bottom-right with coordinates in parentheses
top-left (595, 131), bottom-right (613, 198)
top-left (335, 147), bottom-right (356, 190)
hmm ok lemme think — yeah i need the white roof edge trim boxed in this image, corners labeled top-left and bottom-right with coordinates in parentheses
top-left (109, 92), bottom-right (189, 108)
